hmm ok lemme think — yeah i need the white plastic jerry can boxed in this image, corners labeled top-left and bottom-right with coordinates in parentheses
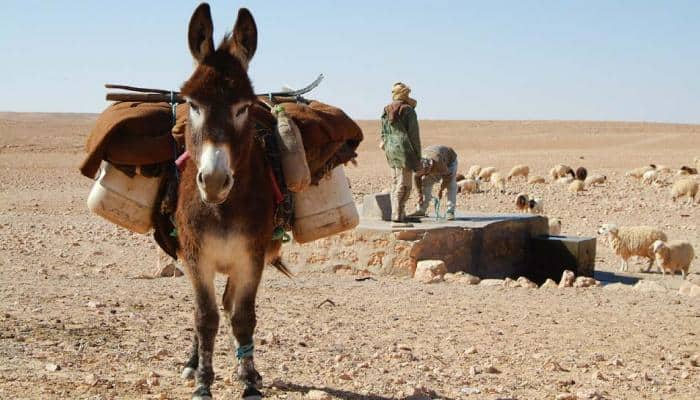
top-left (292, 166), bottom-right (359, 243)
top-left (87, 162), bottom-right (162, 234)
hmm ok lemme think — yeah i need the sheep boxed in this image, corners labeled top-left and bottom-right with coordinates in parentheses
top-left (467, 165), bottom-right (482, 179)
top-left (507, 164), bottom-right (530, 180)
top-left (585, 174), bottom-right (607, 186)
top-left (677, 165), bottom-right (698, 175)
top-left (671, 178), bottom-right (698, 204)
top-left (457, 178), bottom-right (480, 194)
top-left (549, 164), bottom-right (573, 180)
top-left (651, 240), bottom-right (695, 279)
top-left (575, 167), bottom-right (587, 181)
top-left (597, 223), bottom-right (667, 272)
top-left (555, 170), bottom-right (576, 184)
top-left (455, 173), bottom-right (466, 182)
top-left (478, 166), bottom-right (497, 182)
top-left (626, 165), bottom-right (655, 179)
top-left (515, 193), bottom-right (529, 212)
top-left (491, 172), bottom-right (506, 193)
top-left (527, 175), bottom-right (546, 184)
top-left (528, 198), bottom-right (544, 214)
top-left (548, 218), bottom-right (562, 236)
top-left (568, 180), bottom-right (585, 193)
top-left (642, 169), bottom-right (659, 184)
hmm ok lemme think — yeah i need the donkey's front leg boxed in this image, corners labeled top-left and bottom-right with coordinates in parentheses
top-left (223, 253), bottom-right (264, 399)
top-left (190, 276), bottom-right (219, 400)
top-left (181, 333), bottom-right (199, 380)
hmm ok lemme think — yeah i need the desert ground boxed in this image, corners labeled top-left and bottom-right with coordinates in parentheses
top-left (1, 113), bottom-right (699, 399)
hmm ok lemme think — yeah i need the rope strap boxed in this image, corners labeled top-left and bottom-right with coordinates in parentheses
top-left (236, 343), bottom-right (254, 360)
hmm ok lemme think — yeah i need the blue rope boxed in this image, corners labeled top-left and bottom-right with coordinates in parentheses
top-left (236, 343), bottom-right (254, 360)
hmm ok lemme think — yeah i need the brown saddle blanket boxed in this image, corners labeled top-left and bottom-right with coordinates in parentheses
top-left (79, 98), bottom-right (364, 184)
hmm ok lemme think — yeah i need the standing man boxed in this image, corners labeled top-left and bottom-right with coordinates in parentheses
top-left (380, 82), bottom-right (421, 223)
top-left (410, 145), bottom-right (459, 221)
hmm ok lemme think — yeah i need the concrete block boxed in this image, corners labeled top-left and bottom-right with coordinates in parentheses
top-left (529, 235), bottom-right (596, 284)
top-left (361, 193), bottom-right (391, 221)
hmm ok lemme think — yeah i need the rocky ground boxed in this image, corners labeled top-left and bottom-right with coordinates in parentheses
top-left (1, 113), bottom-right (699, 399)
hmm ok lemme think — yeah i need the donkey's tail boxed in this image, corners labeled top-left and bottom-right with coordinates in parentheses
top-left (269, 256), bottom-right (293, 278)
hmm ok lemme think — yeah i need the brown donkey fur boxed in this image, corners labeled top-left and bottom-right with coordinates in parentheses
top-left (175, 4), bottom-right (284, 399)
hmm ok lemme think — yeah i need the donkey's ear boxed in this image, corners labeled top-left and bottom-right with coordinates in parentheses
top-left (188, 3), bottom-right (215, 63)
top-left (228, 8), bottom-right (257, 70)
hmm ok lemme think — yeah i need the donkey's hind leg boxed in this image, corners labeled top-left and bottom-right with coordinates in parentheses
top-left (189, 271), bottom-right (219, 400)
top-left (222, 251), bottom-right (265, 398)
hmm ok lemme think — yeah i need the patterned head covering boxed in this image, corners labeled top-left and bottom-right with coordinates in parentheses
top-left (391, 82), bottom-right (417, 108)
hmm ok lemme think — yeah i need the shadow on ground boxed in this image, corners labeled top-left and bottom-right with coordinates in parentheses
top-left (594, 270), bottom-right (639, 285)
top-left (266, 381), bottom-right (457, 400)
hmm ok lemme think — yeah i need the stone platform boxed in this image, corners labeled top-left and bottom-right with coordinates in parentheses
top-left (284, 212), bottom-right (559, 279)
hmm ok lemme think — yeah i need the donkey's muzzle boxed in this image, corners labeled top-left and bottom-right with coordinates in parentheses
top-left (197, 143), bottom-right (234, 204)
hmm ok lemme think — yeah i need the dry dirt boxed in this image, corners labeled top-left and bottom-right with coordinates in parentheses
top-left (1, 113), bottom-right (699, 399)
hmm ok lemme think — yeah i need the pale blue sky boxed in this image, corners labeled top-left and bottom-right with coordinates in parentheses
top-left (1, 1), bottom-right (698, 122)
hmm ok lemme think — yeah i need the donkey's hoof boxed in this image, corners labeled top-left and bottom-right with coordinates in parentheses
top-left (192, 385), bottom-right (213, 400)
top-left (181, 366), bottom-right (196, 380)
top-left (242, 386), bottom-right (262, 400)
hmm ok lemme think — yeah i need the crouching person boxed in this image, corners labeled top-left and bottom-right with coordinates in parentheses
top-left (410, 145), bottom-right (458, 221)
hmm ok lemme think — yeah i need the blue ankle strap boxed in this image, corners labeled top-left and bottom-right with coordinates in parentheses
top-left (236, 343), bottom-right (254, 360)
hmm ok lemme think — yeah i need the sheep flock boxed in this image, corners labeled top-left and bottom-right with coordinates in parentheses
top-left (452, 160), bottom-right (698, 279)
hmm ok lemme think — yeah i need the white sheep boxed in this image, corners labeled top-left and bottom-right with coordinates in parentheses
top-left (568, 180), bottom-right (585, 194)
top-left (651, 240), bottom-right (695, 279)
top-left (654, 165), bottom-right (672, 173)
top-left (584, 174), bottom-right (607, 186)
top-left (642, 169), bottom-right (659, 184)
top-left (478, 166), bottom-right (497, 182)
top-left (597, 224), bottom-right (667, 272)
top-left (528, 198), bottom-right (544, 214)
top-left (491, 172), bottom-right (506, 193)
top-left (457, 178), bottom-right (480, 194)
top-left (549, 164), bottom-right (573, 180)
top-left (527, 175), bottom-right (546, 184)
top-left (626, 165), bottom-right (654, 179)
top-left (548, 218), bottom-right (562, 236)
top-left (507, 164), bottom-right (530, 180)
top-left (466, 165), bottom-right (482, 179)
top-left (671, 178), bottom-right (698, 204)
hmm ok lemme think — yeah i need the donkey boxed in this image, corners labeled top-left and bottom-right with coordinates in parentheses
top-left (176, 4), bottom-right (287, 399)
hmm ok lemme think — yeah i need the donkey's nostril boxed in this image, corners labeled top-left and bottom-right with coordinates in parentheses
top-left (223, 174), bottom-right (232, 188)
top-left (197, 171), bottom-right (204, 185)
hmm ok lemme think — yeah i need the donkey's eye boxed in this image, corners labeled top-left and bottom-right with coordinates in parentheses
top-left (234, 104), bottom-right (249, 118)
top-left (189, 101), bottom-right (200, 114)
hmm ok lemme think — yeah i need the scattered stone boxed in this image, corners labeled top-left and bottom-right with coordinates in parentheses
top-left (485, 364), bottom-right (501, 374)
top-left (480, 279), bottom-right (504, 287)
top-left (414, 260), bottom-right (447, 284)
top-left (460, 387), bottom-right (481, 395)
top-left (156, 262), bottom-right (184, 278)
top-left (84, 373), bottom-right (99, 386)
top-left (306, 389), bottom-right (332, 400)
top-left (469, 366), bottom-right (480, 376)
top-left (555, 393), bottom-right (577, 400)
top-left (412, 386), bottom-right (437, 398)
top-left (338, 373), bottom-right (352, 380)
top-left (592, 370), bottom-right (607, 381)
top-left (541, 278), bottom-right (558, 289)
top-left (559, 270), bottom-right (576, 288)
top-left (465, 346), bottom-right (478, 355)
top-left (574, 276), bottom-right (599, 288)
top-left (517, 276), bottom-right (538, 288)
top-left (633, 280), bottom-right (667, 293)
top-left (87, 301), bottom-right (105, 309)
top-left (45, 363), bottom-right (60, 372)
top-left (576, 388), bottom-right (606, 399)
